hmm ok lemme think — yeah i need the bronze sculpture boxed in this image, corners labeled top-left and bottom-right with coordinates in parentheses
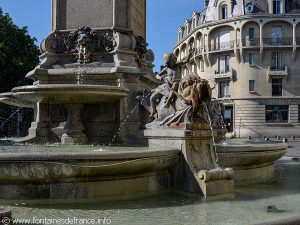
top-left (149, 53), bottom-right (179, 119)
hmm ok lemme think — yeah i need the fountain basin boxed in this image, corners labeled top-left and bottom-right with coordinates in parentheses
top-left (217, 141), bottom-right (287, 184)
top-left (0, 145), bottom-right (180, 199)
top-left (0, 92), bottom-right (34, 108)
top-left (12, 84), bottom-right (129, 104)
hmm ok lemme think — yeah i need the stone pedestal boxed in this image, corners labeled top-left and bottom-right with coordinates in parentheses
top-left (52, 0), bottom-right (146, 39)
top-left (118, 74), bottom-right (145, 145)
top-left (144, 128), bottom-right (234, 197)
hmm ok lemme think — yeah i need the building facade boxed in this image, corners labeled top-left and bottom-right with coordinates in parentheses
top-left (174, 0), bottom-right (300, 138)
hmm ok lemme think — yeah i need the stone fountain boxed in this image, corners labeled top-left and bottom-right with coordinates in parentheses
top-left (0, 0), bottom-right (287, 200)
top-left (0, 0), bottom-right (157, 145)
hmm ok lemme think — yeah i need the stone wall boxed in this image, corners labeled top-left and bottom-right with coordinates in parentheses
top-left (52, 0), bottom-right (146, 38)
top-left (53, 0), bottom-right (113, 30)
top-left (129, 0), bottom-right (146, 39)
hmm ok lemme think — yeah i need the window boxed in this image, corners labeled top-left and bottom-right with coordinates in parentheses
top-left (271, 26), bottom-right (282, 44)
top-left (219, 55), bottom-right (230, 73)
top-left (219, 30), bottom-right (230, 49)
top-left (248, 53), bottom-right (254, 65)
top-left (249, 80), bottom-right (255, 92)
top-left (192, 63), bottom-right (197, 73)
top-left (266, 105), bottom-right (289, 123)
top-left (184, 27), bottom-right (188, 37)
top-left (183, 67), bottom-right (189, 76)
top-left (271, 51), bottom-right (283, 70)
top-left (224, 106), bottom-right (233, 132)
top-left (193, 18), bottom-right (196, 29)
top-left (178, 32), bottom-right (182, 42)
top-left (200, 60), bottom-right (204, 72)
top-left (185, 24), bottom-right (190, 36)
top-left (221, 5), bottom-right (228, 19)
top-left (249, 28), bottom-right (255, 40)
top-left (219, 81), bottom-right (230, 98)
top-left (273, 0), bottom-right (281, 14)
top-left (272, 78), bottom-right (283, 96)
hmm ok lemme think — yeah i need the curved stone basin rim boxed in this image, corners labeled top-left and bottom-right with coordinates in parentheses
top-left (215, 142), bottom-right (288, 183)
top-left (216, 143), bottom-right (288, 152)
top-left (12, 84), bottom-right (130, 104)
top-left (0, 148), bottom-right (180, 180)
top-left (0, 92), bottom-right (34, 108)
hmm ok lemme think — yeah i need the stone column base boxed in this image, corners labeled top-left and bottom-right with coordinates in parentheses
top-left (61, 133), bottom-right (88, 145)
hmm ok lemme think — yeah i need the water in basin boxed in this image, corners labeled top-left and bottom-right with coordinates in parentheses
top-left (218, 138), bottom-right (281, 146)
top-left (0, 157), bottom-right (299, 225)
top-left (0, 141), bottom-right (155, 153)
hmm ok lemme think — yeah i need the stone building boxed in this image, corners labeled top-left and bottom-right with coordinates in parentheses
top-left (174, 0), bottom-right (300, 138)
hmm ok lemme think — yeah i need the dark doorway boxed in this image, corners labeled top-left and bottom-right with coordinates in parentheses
top-left (224, 106), bottom-right (233, 132)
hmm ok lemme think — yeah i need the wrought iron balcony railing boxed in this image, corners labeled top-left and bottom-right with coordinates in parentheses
top-left (213, 68), bottom-right (232, 80)
top-left (180, 56), bottom-right (188, 62)
top-left (263, 38), bottom-right (293, 46)
top-left (215, 68), bottom-right (230, 74)
top-left (242, 38), bottom-right (260, 47)
top-left (195, 47), bottom-right (204, 55)
top-left (209, 40), bottom-right (235, 51)
top-left (270, 66), bottom-right (286, 71)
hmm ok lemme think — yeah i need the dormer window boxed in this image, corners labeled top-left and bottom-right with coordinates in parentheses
top-left (193, 18), bottom-right (196, 29)
top-left (178, 28), bottom-right (183, 42)
top-left (185, 25), bottom-right (189, 36)
top-left (221, 4), bottom-right (228, 19)
top-left (273, 0), bottom-right (281, 14)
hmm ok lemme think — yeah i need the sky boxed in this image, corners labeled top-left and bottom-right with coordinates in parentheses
top-left (0, 0), bottom-right (203, 71)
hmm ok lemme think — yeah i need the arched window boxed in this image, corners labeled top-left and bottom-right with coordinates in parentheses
top-left (221, 4), bottom-right (228, 19)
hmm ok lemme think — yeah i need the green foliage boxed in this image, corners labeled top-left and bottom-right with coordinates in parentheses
top-left (0, 7), bottom-right (40, 92)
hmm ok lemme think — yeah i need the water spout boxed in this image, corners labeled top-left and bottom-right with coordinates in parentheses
top-left (76, 66), bottom-right (85, 85)
top-left (203, 103), bottom-right (219, 167)
top-left (110, 104), bottom-right (139, 145)
top-left (0, 108), bottom-right (21, 132)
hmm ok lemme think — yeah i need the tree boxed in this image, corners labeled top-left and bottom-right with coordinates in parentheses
top-left (0, 7), bottom-right (40, 92)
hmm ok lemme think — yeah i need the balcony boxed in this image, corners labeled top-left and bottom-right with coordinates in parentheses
top-left (178, 55), bottom-right (188, 63)
top-left (213, 68), bottom-right (233, 80)
top-left (267, 65), bottom-right (288, 77)
top-left (209, 41), bottom-right (235, 52)
top-left (263, 38), bottom-right (293, 46)
top-left (195, 47), bottom-right (204, 56)
top-left (242, 38), bottom-right (260, 47)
